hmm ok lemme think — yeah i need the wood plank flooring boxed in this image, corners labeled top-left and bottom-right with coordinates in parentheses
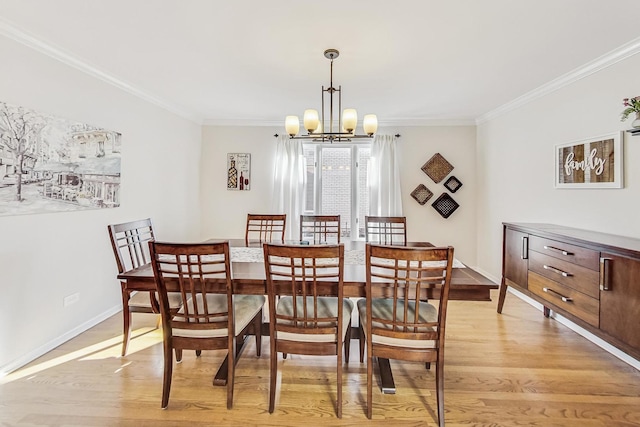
top-left (1, 290), bottom-right (639, 426)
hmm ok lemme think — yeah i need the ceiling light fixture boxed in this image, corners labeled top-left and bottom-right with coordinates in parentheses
top-left (284, 49), bottom-right (377, 142)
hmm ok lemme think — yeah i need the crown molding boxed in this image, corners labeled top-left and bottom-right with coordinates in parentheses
top-left (0, 17), bottom-right (203, 124)
top-left (476, 37), bottom-right (640, 125)
top-left (202, 117), bottom-right (476, 127)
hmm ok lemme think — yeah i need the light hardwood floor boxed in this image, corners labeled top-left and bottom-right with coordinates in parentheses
top-left (2, 290), bottom-right (639, 426)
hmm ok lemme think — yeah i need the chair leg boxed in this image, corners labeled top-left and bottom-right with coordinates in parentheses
top-left (426, 362), bottom-right (431, 370)
top-left (161, 342), bottom-right (173, 409)
top-left (196, 350), bottom-right (202, 357)
top-left (344, 321), bottom-right (351, 364)
top-left (269, 345), bottom-right (277, 413)
top-left (227, 337), bottom-right (235, 409)
top-left (175, 349), bottom-right (183, 362)
top-left (254, 309), bottom-right (262, 357)
top-left (121, 292), bottom-right (132, 357)
top-left (435, 359), bottom-right (445, 427)
top-left (359, 322), bottom-right (365, 364)
top-left (337, 344), bottom-right (343, 418)
top-left (366, 354), bottom-right (373, 419)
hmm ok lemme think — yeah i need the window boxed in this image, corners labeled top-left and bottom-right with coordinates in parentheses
top-left (303, 143), bottom-right (371, 240)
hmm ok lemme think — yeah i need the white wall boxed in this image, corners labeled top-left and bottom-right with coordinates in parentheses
top-left (476, 53), bottom-right (640, 282)
top-left (200, 125), bottom-right (478, 264)
top-left (0, 37), bottom-right (202, 372)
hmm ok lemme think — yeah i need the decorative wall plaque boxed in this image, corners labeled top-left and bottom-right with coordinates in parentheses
top-left (444, 175), bottom-right (463, 193)
top-left (227, 153), bottom-right (251, 191)
top-left (410, 184), bottom-right (433, 205)
top-left (431, 193), bottom-right (459, 219)
top-left (555, 132), bottom-right (623, 189)
top-left (421, 153), bottom-right (454, 183)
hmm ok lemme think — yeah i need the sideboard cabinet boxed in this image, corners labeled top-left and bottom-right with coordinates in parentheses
top-left (498, 223), bottom-right (640, 361)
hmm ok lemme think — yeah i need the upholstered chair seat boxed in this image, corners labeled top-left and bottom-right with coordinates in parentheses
top-left (276, 296), bottom-right (353, 342)
top-left (358, 298), bottom-right (437, 348)
top-left (172, 294), bottom-right (265, 338)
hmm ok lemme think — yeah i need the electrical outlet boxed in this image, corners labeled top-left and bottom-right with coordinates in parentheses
top-left (63, 292), bottom-right (80, 307)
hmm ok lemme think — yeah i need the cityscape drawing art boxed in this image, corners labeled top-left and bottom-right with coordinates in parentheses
top-left (0, 100), bottom-right (121, 216)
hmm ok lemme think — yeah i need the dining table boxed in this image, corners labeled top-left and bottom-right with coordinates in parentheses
top-left (118, 238), bottom-right (498, 394)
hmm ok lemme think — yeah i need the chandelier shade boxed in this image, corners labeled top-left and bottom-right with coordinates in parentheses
top-left (285, 49), bottom-right (377, 142)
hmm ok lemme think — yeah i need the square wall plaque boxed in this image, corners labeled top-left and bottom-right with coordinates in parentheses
top-left (421, 153), bottom-right (454, 183)
top-left (431, 193), bottom-right (459, 219)
top-left (444, 175), bottom-right (463, 193)
top-left (410, 184), bottom-right (433, 205)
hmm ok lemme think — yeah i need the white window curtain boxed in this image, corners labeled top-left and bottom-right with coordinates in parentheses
top-left (368, 134), bottom-right (403, 216)
top-left (271, 135), bottom-right (305, 240)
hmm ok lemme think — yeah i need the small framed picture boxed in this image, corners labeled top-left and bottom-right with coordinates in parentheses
top-left (227, 153), bottom-right (251, 191)
top-left (555, 132), bottom-right (623, 189)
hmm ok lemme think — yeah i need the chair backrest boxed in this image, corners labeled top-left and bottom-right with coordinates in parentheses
top-left (263, 243), bottom-right (345, 336)
top-left (365, 244), bottom-right (454, 346)
top-left (108, 218), bottom-right (155, 274)
top-left (246, 214), bottom-right (286, 243)
top-left (364, 216), bottom-right (407, 245)
top-left (149, 241), bottom-right (233, 334)
top-left (300, 214), bottom-right (341, 244)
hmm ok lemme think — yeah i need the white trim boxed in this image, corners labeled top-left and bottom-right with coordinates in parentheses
top-left (0, 305), bottom-right (121, 377)
top-left (477, 37), bottom-right (640, 125)
top-left (507, 287), bottom-right (640, 371)
top-left (202, 118), bottom-right (477, 127)
top-left (0, 17), bottom-right (202, 125)
top-left (470, 265), bottom-right (500, 284)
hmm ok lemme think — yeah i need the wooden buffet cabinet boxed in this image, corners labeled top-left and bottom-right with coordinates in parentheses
top-left (497, 223), bottom-right (640, 361)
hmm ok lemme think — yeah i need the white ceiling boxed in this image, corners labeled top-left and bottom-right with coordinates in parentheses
top-left (1, 0), bottom-right (640, 126)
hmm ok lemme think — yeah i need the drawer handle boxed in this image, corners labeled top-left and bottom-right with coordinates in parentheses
top-left (600, 257), bottom-right (612, 291)
top-left (521, 236), bottom-right (529, 260)
top-left (542, 287), bottom-right (573, 303)
top-left (543, 264), bottom-right (572, 277)
top-left (543, 245), bottom-right (573, 256)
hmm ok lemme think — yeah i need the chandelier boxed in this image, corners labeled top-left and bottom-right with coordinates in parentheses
top-left (284, 49), bottom-right (378, 142)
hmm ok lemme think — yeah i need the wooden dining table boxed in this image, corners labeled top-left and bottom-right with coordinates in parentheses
top-left (118, 238), bottom-right (497, 393)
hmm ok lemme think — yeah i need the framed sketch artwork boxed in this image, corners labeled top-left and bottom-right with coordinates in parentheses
top-left (227, 153), bottom-right (250, 191)
top-left (555, 132), bottom-right (623, 189)
top-left (0, 100), bottom-right (121, 216)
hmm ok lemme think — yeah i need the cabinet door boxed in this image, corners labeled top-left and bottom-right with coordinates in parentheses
top-left (504, 228), bottom-right (529, 290)
top-left (600, 252), bottom-right (640, 351)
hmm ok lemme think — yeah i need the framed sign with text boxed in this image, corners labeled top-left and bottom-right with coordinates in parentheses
top-left (227, 153), bottom-right (251, 191)
top-left (555, 132), bottom-right (623, 189)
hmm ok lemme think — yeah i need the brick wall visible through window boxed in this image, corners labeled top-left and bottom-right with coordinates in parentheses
top-left (304, 145), bottom-right (370, 239)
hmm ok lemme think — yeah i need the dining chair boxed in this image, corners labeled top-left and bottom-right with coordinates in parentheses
top-left (299, 214), bottom-right (341, 244)
top-left (364, 216), bottom-right (407, 245)
top-left (107, 218), bottom-right (182, 357)
top-left (263, 243), bottom-right (353, 418)
top-left (358, 243), bottom-right (454, 425)
top-left (245, 214), bottom-right (286, 243)
top-left (149, 241), bottom-right (265, 409)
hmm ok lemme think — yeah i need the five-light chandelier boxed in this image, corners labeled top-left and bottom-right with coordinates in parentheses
top-left (284, 48), bottom-right (378, 142)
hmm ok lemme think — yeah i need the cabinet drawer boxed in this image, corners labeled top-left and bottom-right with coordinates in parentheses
top-left (529, 236), bottom-right (599, 270)
top-left (528, 271), bottom-right (599, 327)
top-left (529, 251), bottom-right (599, 299)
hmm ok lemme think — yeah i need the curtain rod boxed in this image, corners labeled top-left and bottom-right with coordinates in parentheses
top-left (273, 133), bottom-right (401, 138)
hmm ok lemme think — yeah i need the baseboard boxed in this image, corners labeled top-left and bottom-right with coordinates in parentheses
top-left (507, 287), bottom-right (640, 371)
top-left (0, 305), bottom-right (122, 377)
top-left (469, 265), bottom-right (500, 284)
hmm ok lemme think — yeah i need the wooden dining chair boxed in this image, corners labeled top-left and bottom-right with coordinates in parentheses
top-left (245, 214), bottom-right (286, 243)
top-left (149, 241), bottom-right (265, 409)
top-left (364, 216), bottom-right (407, 245)
top-left (263, 243), bottom-right (353, 418)
top-left (299, 214), bottom-right (341, 244)
top-left (108, 218), bottom-right (182, 356)
top-left (358, 243), bottom-right (454, 425)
